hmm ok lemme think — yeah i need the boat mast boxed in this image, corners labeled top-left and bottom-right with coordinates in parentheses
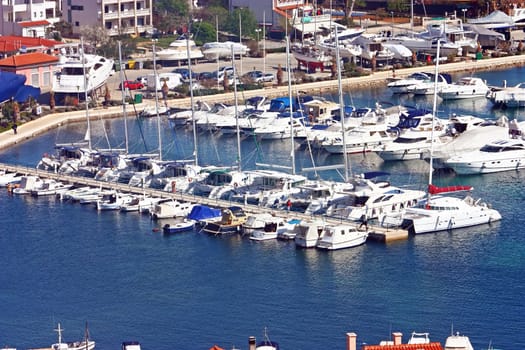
top-left (335, 28), bottom-right (349, 182)
top-left (428, 39), bottom-right (441, 202)
top-left (286, 36), bottom-right (296, 175)
top-left (80, 37), bottom-right (91, 150)
top-left (152, 39), bottom-right (162, 161)
top-left (55, 323), bottom-right (63, 345)
top-left (186, 25), bottom-right (198, 166)
top-left (232, 46), bottom-right (241, 171)
top-left (118, 41), bottom-right (129, 154)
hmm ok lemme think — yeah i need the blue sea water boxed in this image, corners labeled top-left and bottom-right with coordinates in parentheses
top-left (1, 68), bottom-right (525, 350)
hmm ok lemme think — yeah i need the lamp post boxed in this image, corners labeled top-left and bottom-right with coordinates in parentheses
top-left (462, 8), bottom-right (467, 22)
top-left (390, 12), bottom-right (394, 36)
top-left (255, 28), bottom-right (261, 52)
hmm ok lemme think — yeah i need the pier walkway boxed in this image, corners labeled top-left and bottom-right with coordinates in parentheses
top-left (0, 162), bottom-right (408, 242)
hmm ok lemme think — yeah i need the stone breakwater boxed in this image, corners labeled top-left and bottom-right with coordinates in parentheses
top-left (1, 54), bottom-right (524, 151)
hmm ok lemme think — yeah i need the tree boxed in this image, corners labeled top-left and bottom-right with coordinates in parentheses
top-left (224, 7), bottom-right (258, 39)
top-left (79, 25), bottom-right (112, 55)
top-left (52, 20), bottom-right (73, 39)
top-left (192, 21), bottom-right (216, 46)
top-left (196, 6), bottom-right (229, 32)
top-left (155, 0), bottom-right (190, 34)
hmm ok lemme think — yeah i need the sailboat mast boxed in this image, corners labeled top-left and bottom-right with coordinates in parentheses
top-left (285, 36), bottom-right (296, 175)
top-left (335, 28), bottom-right (349, 182)
top-left (232, 46), bottom-right (241, 171)
top-left (186, 27), bottom-right (198, 166)
top-left (80, 37), bottom-right (91, 150)
top-left (152, 40), bottom-right (162, 161)
top-left (428, 39), bottom-right (441, 197)
top-left (118, 41), bottom-right (129, 154)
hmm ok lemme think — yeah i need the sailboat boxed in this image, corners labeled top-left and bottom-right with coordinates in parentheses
top-left (385, 40), bottom-right (502, 234)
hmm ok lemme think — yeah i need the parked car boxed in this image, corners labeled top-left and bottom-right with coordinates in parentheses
top-left (119, 80), bottom-right (144, 90)
top-left (136, 76), bottom-right (148, 85)
top-left (198, 71), bottom-right (214, 80)
top-left (243, 70), bottom-right (275, 83)
top-left (172, 68), bottom-right (197, 82)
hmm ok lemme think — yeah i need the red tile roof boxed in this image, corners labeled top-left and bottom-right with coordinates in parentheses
top-left (363, 342), bottom-right (443, 350)
top-left (19, 20), bottom-right (51, 27)
top-left (0, 36), bottom-right (62, 53)
top-left (0, 52), bottom-right (59, 67)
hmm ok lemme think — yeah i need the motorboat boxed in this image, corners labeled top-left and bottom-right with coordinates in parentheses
top-left (354, 33), bottom-right (395, 64)
top-left (408, 332), bottom-right (430, 344)
top-left (162, 219), bottom-right (195, 234)
top-left (30, 179), bottom-right (73, 196)
top-left (376, 113), bottom-right (451, 161)
top-left (120, 194), bottom-right (162, 212)
top-left (201, 206), bottom-right (247, 235)
top-left (316, 224), bottom-right (368, 250)
top-left (150, 199), bottom-right (194, 219)
top-left (409, 73), bottom-right (452, 95)
top-left (122, 341), bottom-right (141, 350)
top-left (201, 41), bottom-right (249, 60)
top-left (387, 34), bottom-right (462, 57)
top-left (242, 212), bottom-right (278, 236)
top-left (187, 204), bottom-right (222, 226)
top-left (253, 112), bottom-right (309, 140)
top-left (487, 82), bottom-right (525, 108)
top-left (438, 76), bottom-right (491, 100)
top-left (249, 218), bottom-right (300, 241)
top-left (138, 105), bottom-right (170, 118)
top-left (53, 53), bottom-right (114, 95)
top-left (10, 175), bottom-right (44, 195)
top-left (155, 36), bottom-right (204, 62)
top-left (49, 323), bottom-right (95, 350)
top-left (445, 136), bottom-right (525, 174)
top-left (325, 172), bottom-right (426, 222)
top-left (0, 171), bottom-right (23, 187)
top-left (391, 185), bottom-right (502, 234)
top-left (96, 191), bottom-right (134, 211)
top-left (428, 117), bottom-right (510, 169)
top-left (387, 72), bottom-right (434, 94)
top-left (444, 333), bottom-right (474, 350)
top-left (321, 117), bottom-right (395, 154)
top-left (294, 220), bottom-right (326, 248)
top-left (381, 42), bottom-right (412, 60)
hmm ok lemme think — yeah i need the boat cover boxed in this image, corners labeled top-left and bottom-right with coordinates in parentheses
top-left (187, 205), bottom-right (221, 221)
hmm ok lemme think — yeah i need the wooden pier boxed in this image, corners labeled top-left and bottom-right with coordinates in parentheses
top-left (1, 163), bottom-right (409, 243)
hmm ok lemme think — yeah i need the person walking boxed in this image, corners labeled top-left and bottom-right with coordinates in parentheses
top-left (12, 124), bottom-right (17, 134)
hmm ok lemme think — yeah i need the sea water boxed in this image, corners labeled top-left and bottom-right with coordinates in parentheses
top-left (0, 68), bottom-right (524, 350)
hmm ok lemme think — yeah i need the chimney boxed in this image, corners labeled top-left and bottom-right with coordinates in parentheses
top-left (392, 332), bottom-right (403, 345)
top-left (347, 332), bottom-right (357, 350)
top-left (248, 336), bottom-right (256, 350)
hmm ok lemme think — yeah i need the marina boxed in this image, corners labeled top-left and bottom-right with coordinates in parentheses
top-left (1, 57), bottom-right (525, 350)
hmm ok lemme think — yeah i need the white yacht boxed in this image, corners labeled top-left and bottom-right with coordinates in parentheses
top-left (294, 220), bottom-right (326, 248)
top-left (53, 53), bottom-right (114, 94)
top-left (438, 76), bottom-right (491, 100)
top-left (316, 224), bottom-right (368, 250)
top-left (428, 117), bottom-right (509, 169)
top-left (156, 36), bottom-right (204, 62)
top-left (409, 73), bottom-right (452, 95)
top-left (50, 323), bottom-right (95, 350)
top-left (387, 72), bottom-right (434, 94)
top-left (249, 218), bottom-right (299, 241)
top-left (150, 199), bottom-right (195, 219)
top-left (201, 41), bottom-right (249, 60)
top-left (325, 172), bottom-right (426, 222)
top-left (392, 185), bottom-right (502, 234)
top-left (487, 82), bottom-right (525, 108)
top-left (444, 333), bottom-right (474, 350)
top-left (445, 137), bottom-right (525, 174)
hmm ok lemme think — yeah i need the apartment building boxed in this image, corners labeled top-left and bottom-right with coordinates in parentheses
top-left (62, 0), bottom-right (154, 37)
top-left (0, 0), bottom-right (60, 36)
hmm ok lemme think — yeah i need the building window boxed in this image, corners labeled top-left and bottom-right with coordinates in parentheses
top-left (43, 71), bottom-right (50, 86)
top-left (75, 21), bottom-right (80, 26)
top-left (31, 72), bottom-right (39, 87)
top-left (71, 5), bottom-right (84, 10)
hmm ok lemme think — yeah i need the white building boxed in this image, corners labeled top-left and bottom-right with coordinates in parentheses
top-left (230, 0), bottom-right (304, 27)
top-left (62, 0), bottom-right (154, 37)
top-left (0, 0), bottom-right (60, 36)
